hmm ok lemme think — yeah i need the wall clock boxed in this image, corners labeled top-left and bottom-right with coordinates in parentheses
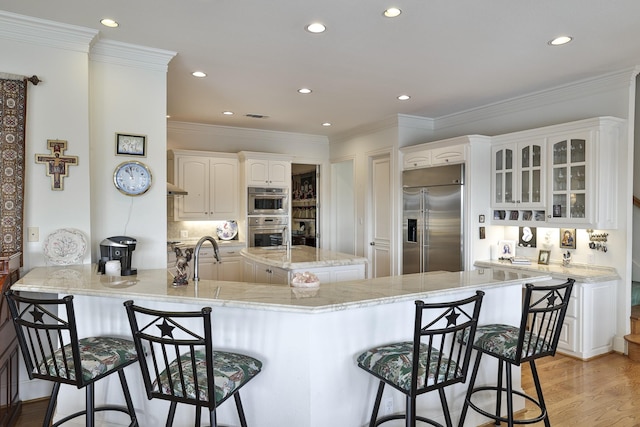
top-left (113, 161), bottom-right (152, 196)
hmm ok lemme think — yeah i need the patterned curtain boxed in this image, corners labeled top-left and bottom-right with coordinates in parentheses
top-left (0, 77), bottom-right (26, 259)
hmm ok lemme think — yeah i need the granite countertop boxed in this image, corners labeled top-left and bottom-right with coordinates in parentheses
top-left (12, 265), bottom-right (550, 314)
top-left (240, 245), bottom-right (368, 270)
top-left (474, 259), bottom-right (619, 283)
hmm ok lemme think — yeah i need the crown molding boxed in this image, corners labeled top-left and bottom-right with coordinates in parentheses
top-left (168, 121), bottom-right (329, 145)
top-left (434, 68), bottom-right (637, 131)
top-left (90, 39), bottom-right (176, 72)
top-left (0, 10), bottom-right (97, 52)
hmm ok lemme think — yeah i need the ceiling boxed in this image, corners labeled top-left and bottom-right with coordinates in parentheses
top-left (2, 1), bottom-right (640, 138)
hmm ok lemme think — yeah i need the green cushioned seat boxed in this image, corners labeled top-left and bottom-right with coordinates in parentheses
top-left (42, 336), bottom-right (137, 382)
top-left (471, 324), bottom-right (550, 362)
top-left (357, 341), bottom-right (462, 391)
top-left (156, 350), bottom-right (262, 403)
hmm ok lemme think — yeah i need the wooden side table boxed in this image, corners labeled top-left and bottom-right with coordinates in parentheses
top-left (0, 252), bottom-right (21, 427)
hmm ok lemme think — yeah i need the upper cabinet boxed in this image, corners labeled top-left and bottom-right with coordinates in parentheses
top-left (490, 117), bottom-right (624, 228)
top-left (491, 140), bottom-right (546, 222)
top-left (402, 142), bottom-right (466, 170)
top-left (168, 150), bottom-right (239, 221)
top-left (239, 152), bottom-right (292, 187)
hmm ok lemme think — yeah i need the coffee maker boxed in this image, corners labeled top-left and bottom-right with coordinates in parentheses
top-left (98, 236), bottom-right (137, 276)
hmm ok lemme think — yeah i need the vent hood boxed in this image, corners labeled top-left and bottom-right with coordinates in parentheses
top-left (167, 182), bottom-right (188, 196)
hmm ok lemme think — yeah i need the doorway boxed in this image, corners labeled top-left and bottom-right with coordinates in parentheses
top-left (292, 163), bottom-right (319, 247)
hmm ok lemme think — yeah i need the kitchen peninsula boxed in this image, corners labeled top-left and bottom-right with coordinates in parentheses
top-left (240, 245), bottom-right (368, 284)
top-left (12, 265), bottom-right (551, 427)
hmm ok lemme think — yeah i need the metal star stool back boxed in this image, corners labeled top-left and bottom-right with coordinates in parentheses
top-left (356, 291), bottom-right (484, 427)
top-left (458, 279), bottom-right (574, 427)
top-left (4, 290), bottom-right (138, 427)
top-left (124, 301), bottom-right (262, 427)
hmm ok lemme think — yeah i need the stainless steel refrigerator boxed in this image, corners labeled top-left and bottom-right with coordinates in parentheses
top-left (402, 164), bottom-right (464, 274)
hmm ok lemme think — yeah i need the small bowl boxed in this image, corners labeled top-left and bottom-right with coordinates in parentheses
top-left (290, 279), bottom-right (320, 288)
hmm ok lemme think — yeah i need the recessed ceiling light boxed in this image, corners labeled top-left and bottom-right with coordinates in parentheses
top-left (100, 18), bottom-right (119, 28)
top-left (322, 122), bottom-right (332, 127)
top-left (397, 95), bottom-right (410, 101)
top-left (549, 36), bottom-right (573, 46)
top-left (306, 23), bottom-right (326, 34)
top-left (222, 111), bottom-right (234, 115)
top-left (298, 88), bottom-right (312, 94)
top-left (192, 71), bottom-right (207, 78)
top-left (383, 8), bottom-right (402, 18)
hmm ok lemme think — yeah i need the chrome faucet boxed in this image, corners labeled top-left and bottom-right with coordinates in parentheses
top-left (283, 226), bottom-right (291, 254)
top-left (193, 236), bottom-right (220, 281)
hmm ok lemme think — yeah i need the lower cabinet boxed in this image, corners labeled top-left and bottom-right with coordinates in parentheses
top-left (193, 245), bottom-right (244, 282)
top-left (244, 259), bottom-right (288, 285)
top-left (555, 280), bottom-right (616, 360)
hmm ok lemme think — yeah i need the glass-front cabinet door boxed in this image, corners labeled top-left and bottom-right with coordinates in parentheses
top-left (519, 142), bottom-right (545, 208)
top-left (492, 141), bottom-right (544, 209)
top-left (548, 134), bottom-right (589, 223)
top-left (492, 145), bottom-right (514, 207)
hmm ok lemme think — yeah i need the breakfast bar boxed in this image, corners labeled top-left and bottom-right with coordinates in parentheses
top-left (12, 266), bottom-right (551, 427)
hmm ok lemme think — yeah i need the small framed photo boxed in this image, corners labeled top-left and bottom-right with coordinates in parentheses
top-left (479, 226), bottom-right (486, 239)
top-left (498, 240), bottom-right (516, 260)
top-left (538, 250), bottom-right (550, 265)
top-left (560, 228), bottom-right (576, 249)
top-left (116, 133), bottom-right (146, 157)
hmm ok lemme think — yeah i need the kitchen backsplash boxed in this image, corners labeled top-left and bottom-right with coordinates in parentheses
top-left (168, 220), bottom-right (239, 241)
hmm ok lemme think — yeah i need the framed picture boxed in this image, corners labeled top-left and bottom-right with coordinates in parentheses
top-left (498, 240), bottom-right (516, 259)
top-left (519, 226), bottom-right (537, 248)
top-left (116, 133), bottom-right (146, 157)
top-left (560, 228), bottom-right (576, 249)
top-left (538, 250), bottom-right (550, 265)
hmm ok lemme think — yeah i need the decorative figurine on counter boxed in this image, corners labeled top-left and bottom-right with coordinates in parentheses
top-left (173, 247), bottom-right (193, 286)
top-left (562, 251), bottom-right (572, 267)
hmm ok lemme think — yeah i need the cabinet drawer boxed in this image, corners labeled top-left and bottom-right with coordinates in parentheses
top-left (403, 150), bottom-right (431, 169)
top-left (431, 145), bottom-right (466, 165)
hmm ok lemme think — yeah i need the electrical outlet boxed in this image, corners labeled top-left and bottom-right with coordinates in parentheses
top-left (27, 227), bottom-right (39, 242)
top-left (180, 230), bottom-right (188, 238)
top-left (383, 397), bottom-right (393, 415)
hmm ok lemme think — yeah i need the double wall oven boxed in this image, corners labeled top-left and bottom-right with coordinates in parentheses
top-left (247, 187), bottom-right (289, 247)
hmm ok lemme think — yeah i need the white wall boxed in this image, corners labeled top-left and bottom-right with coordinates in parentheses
top-left (89, 40), bottom-right (175, 269)
top-left (0, 16), bottom-right (96, 271)
top-left (1, 12), bottom-right (175, 400)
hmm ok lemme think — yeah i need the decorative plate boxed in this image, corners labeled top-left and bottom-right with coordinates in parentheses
top-left (43, 228), bottom-right (87, 265)
top-left (216, 221), bottom-right (238, 240)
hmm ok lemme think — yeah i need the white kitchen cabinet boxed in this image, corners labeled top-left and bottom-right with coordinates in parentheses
top-left (243, 158), bottom-right (291, 187)
top-left (168, 150), bottom-right (239, 221)
top-left (218, 246), bottom-right (243, 282)
top-left (490, 117), bottom-right (624, 228)
top-left (556, 280), bottom-right (617, 360)
top-left (401, 141), bottom-right (466, 170)
top-left (243, 258), bottom-right (288, 285)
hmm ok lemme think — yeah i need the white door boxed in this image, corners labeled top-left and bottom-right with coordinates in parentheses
top-left (369, 154), bottom-right (392, 278)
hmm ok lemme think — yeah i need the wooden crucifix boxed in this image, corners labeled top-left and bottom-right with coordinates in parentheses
top-left (35, 140), bottom-right (78, 190)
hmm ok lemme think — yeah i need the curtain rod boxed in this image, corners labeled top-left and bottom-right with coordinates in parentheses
top-left (0, 73), bottom-right (40, 85)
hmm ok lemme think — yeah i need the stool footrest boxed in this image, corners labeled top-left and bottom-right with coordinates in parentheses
top-left (373, 413), bottom-right (444, 427)
top-left (464, 386), bottom-right (547, 425)
top-left (51, 405), bottom-right (137, 427)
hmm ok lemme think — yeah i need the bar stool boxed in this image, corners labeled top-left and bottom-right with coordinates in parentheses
top-left (356, 291), bottom-right (484, 427)
top-left (4, 290), bottom-right (138, 427)
top-left (457, 279), bottom-right (575, 427)
top-left (124, 300), bottom-right (262, 427)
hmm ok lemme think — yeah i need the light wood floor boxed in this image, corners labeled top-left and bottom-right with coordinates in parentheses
top-left (13, 352), bottom-right (640, 427)
top-left (519, 352), bottom-right (640, 426)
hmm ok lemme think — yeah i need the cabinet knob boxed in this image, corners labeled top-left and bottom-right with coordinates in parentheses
top-left (370, 242), bottom-right (375, 246)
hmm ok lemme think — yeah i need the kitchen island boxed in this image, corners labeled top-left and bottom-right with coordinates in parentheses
top-left (240, 245), bottom-right (368, 284)
top-left (12, 265), bottom-right (551, 427)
